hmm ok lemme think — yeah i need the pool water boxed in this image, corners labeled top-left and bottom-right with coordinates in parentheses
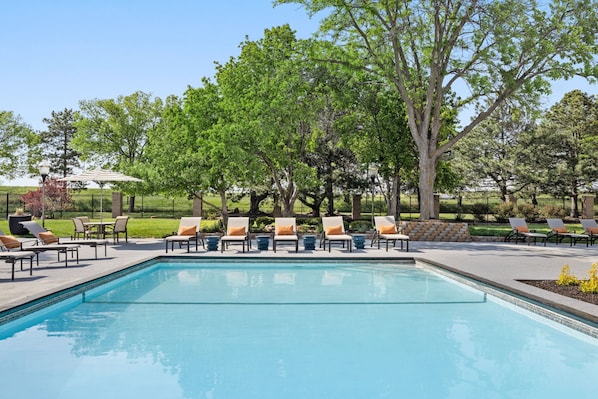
top-left (1, 260), bottom-right (597, 399)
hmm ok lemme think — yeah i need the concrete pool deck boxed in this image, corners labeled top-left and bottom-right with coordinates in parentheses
top-left (2, 238), bottom-right (598, 325)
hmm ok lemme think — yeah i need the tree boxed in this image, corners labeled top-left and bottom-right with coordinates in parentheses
top-left (528, 90), bottom-right (598, 217)
top-left (40, 108), bottom-right (81, 178)
top-left (453, 100), bottom-right (539, 202)
top-left (0, 110), bottom-right (36, 182)
top-left (215, 25), bottom-right (322, 216)
top-left (343, 80), bottom-right (417, 219)
top-left (277, 0), bottom-right (598, 219)
top-left (73, 91), bottom-right (163, 210)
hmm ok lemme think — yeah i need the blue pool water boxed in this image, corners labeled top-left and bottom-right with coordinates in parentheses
top-left (1, 260), bottom-right (598, 399)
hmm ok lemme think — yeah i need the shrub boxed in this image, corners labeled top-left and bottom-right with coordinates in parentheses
top-left (539, 204), bottom-right (567, 218)
top-left (556, 265), bottom-right (579, 286)
top-left (580, 263), bottom-right (598, 294)
top-left (253, 216), bottom-right (274, 232)
top-left (494, 202), bottom-right (516, 223)
top-left (470, 203), bottom-right (489, 222)
top-left (515, 202), bottom-right (538, 222)
top-left (349, 220), bottom-right (372, 233)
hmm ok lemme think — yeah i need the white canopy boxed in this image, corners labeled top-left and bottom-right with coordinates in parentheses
top-left (60, 168), bottom-right (142, 220)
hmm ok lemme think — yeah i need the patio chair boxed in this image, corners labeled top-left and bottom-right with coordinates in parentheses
top-left (164, 217), bottom-right (204, 253)
top-left (273, 217), bottom-right (299, 253)
top-left (579, 219), bottom-right (598, 245)
top-left (546, 218), bottom-right (589, 247)
top-left (320, 216), bottom-right (352, 252)
top-left (72, 217), bottom-right (100, 239)
top-left (104, 216), bottom-right (129, 244)
top-left (220, 217), bottom-right (251, 253)
top-left (371, 216), bottom-right (410, 251)
top-left (19, 221), bottom-right (81, 266)
top-left (505, 218), bottom-right (547, 246)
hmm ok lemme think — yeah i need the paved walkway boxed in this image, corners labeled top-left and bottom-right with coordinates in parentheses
top-left (2, 239), bottom-right (598, 325)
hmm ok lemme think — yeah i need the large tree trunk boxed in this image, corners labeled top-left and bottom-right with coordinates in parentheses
top-left (418, 155), bottom-right (438, 220)
top-left (128, 196), bottom-right (135, 213)
top-left (388, 173), bottom-right (401, 220)
top-left (249, 191), bottom-right (269, 215)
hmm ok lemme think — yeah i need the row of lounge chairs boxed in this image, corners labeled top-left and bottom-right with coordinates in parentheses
top-left (0, 218), bottom-right (127, 281)
top-left (505, 217), bottom-right (598, 246)
top-left (164, 215), bottom-right (410, 254)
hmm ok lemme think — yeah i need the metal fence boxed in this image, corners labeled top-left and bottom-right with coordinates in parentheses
top-left (2, 190), bottom-right (590, 221)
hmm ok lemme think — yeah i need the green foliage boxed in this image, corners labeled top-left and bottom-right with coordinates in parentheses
top-left (494, 202), bottom-right (516, 223)
top-left (349, 220), bottom-right (372, 233)
top-left (539, 204), bottom-right (567, 218)
top-left (253, 216), bottom-right (275, 232)
top-left (40, 108), bottom-right (81, 178)
top-left (471, 203), bottom-right (489, 222)
top-left (556, 265), bottom-right (579, 286)
top-left (580, 263), bottom-right (598, 294)
top-left (515, 202), bottom-right (539, 222)
top-left (0, 110), bottom-right (35, 181)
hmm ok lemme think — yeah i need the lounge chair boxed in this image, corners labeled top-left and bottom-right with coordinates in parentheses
top-left (221, 217), bottom-right (251, 253)
top-left (505, 218), bottom-right (547, 246)
top-left (0, 233), bottom-right (37, 280)
top-left (20, 221), bottom-right (86, 265)
top-left (320, 216), bottom-right (352, 252)
top-left (546, 218), bottom-right (589, 246)
top-left (104, 216), bottom-right (129, 244)
top-left (371, 216), bottom-right (410, 251)
top-left (579, 219), bottom-right (598, 245)
top-left (164, 217), bottom-right (204, 253)
top-left (273, 217), bottom-right (299, 253)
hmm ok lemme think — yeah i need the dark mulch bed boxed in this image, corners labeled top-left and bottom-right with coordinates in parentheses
top-left (520, 280), bottom-right (598, 305)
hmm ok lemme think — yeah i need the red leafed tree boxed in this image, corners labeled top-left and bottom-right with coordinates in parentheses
top-left (21, 179), bottom-right (74, 218)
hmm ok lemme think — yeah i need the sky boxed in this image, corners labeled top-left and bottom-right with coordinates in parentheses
top-left (1, 0), bottom-right (596, 186)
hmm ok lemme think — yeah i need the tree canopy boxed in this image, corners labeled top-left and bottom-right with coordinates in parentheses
top-left (276, 0), bottom-right (598, 219)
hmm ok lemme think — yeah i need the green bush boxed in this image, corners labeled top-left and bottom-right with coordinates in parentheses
top-left (253, 216), bottom-right (274, 232)
top-left (515, 202), bottom-right (539, 222)
top-left (494, 202), bottom-right (516, 223)
top-left (349, 220), bottom-right (372, 233)
top-left (471, 203), bottom-right (489, 222)
top-left (540, 204), bottom-right (567, 218)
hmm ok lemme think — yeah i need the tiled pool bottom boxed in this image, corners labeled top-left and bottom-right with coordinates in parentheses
top-left (1, 259), bottom-right (597, 399)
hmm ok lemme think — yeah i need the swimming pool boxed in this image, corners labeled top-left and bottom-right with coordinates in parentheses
top-left (1, 259), bottom-right (597, 399)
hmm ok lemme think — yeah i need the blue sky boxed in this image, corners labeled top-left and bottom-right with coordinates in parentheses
top-left (1, 0), bottom-right (596, 185)
top-left (0, 0), bottom-right (321, 131)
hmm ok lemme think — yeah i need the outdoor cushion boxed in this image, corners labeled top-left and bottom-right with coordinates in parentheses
top-left (39, 231), bottom-right (59, 244)
top-left (553, 227), bottom-right (568, 234)
top-left (325, 225), bottom-right (343, 235)
top-left (229, 226), bottom-right (246, 236)
top-left (178, 225), bottom-right (196, 236)
top-left (587, 227), bottom-right (598, 234)
top-left (380, 225), bottom-right (397, 234)
top-left (0, 235), bottom-right (22, 249)
top-left (276, 225), bottom-right (294, 235)
top-left (515, 226), bottom-right (529, 233)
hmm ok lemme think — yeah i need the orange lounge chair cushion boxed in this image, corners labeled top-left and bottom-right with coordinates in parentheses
top-left (553, 227), bottom-right (568, 234)
top-left (325, 225), bottom-right (343, 235)
top-left (228, 226), bottom-right (246, 236)
top-left (0, 235), bottom-right (22, 249)
top-left (515, 226), bottom-right (529, 233)
top-left (276, 225), bottom-right (294, 235)
top-left (380, 225), bottom-right (397, 234)
top-left (38, 231), bottom-right (59, 244)
top-left (587, 227), bottom-right (598, 234)
top-left (178, 225), bottom-right (196, 236)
